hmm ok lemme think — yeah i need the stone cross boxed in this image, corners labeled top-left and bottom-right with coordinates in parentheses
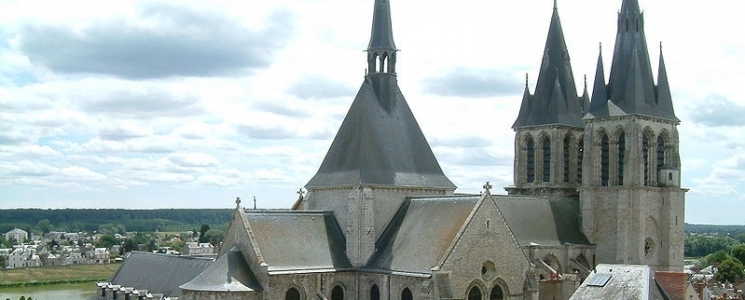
top-left (235, 197), bottom-right (241, 207)
top-left (297, 188), bottom-right (305, 197)
top-left (483, 181), bottom-right (493, 192)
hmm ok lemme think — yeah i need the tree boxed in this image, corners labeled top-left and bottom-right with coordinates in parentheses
top-left (35, 219), bottom-right (52, 233)
top-left (198, 224), bottom-right (211, 243)
top-left (731, 244), bottom-right (745, 266)
top-left (96, 234), bottom-right (118, 248)
top-left (715, 257), bottom-right (745, 283)
top-left (122, 239), bottom-right (137, 254)
top-left (705, 250), bottom-right (730, 266)
top-left (204, 229), bottom-right (225, 247)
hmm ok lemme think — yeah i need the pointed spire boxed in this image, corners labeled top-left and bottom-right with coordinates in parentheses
top-left (588, 43), bottom-right (609, 118)
top-left (368, 0), bottom-right (397, 51)
top-left (513, 2), bottom-right (584, 128)
top-left (598, 0), bottom-right (677, 120)
top-left (656, 44), bottom-right (678, 121)
top-left (580, 74), bottom-right (590, 114)
top-left (513, 73), bottom-right (533, 129)
top-left (367, 0), bottom-right (398, 75)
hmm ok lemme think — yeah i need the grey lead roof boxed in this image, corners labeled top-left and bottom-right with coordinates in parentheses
top-left (109, 252), bottom-right (213, 297)
top-left (180, 246), bottom-right (262, 292)
top-left (306, 0), bottom-right (454, 190)
top-left (587, 0), bottom-right (678, 121)
top-left (244, 210), bottom-right (352, 272)
top-left (366, 196), bottom-right (480, 274)
top-left (493, 196), bottom-right (589, 246)
top-left (513, 2), bottom-right (587, 129)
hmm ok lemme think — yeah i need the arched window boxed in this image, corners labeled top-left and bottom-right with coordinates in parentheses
top-left (331, 285), bottom-right (344, 300)
top-left (657, 136), bottom-right (666, 171)
top-left (600, 134), bottom-right (610, 186)
top-left (371, 285), bottom-right (380, 300)
top-left (542, 137), bottom-right (551, 182)
top-left (563, 136), bottom-right (570, 183)
top-left (468, 286), bottom-right (482, 300)
top-left (577, 137), bottom-right (584, 184)
top-left (401, 288), bottom-right (413, 300)
top-left (286, 287), bottom-right (301, 300)
top-left (490, 285), bottom-right (504, 300)
top-left (642, 134), bottom-right (650, 186)
top-left (526, 137), bottom-right (535, 183)
top-left (618, 132), bottom-right (626, 186)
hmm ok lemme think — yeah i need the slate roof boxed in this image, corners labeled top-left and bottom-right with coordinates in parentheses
top-left (570, 264), bottom-right (670, 300)
top-left (366, 195), bottom-right (480, 274)
top-left (180, 246), bottom-right (262, 292)
top-left (513, 2), bottom-right (587, 129)
top-left (244, 210), bottom-right (352, 273)
top-left (108, 252), bottom-right (213, 297)
top-left (587, 0), bottom-right (678, 121)
top-left (493, 196), bottom-right (589, 246)
top-left (306, 75), bottom-right (455, 189)
top-left (368, 0), bottom-right (396, 51)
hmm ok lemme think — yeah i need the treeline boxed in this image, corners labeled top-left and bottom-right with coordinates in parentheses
top-left (0, 209), bottom-right (233, 233)
top-left (685, 223), bottom-right (745, 236)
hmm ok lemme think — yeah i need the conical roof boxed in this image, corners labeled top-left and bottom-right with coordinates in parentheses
top-left (513, 3), bottom-right (584, 129)
top-left (587, 0), bottom-right (678, 121)
top-left (306, 75), bottom-right (455, 189)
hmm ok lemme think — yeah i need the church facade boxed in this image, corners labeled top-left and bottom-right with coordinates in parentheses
top-left (96, 0), bottom-right (685, 299)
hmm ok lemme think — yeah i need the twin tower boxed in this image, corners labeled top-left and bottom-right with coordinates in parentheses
top-left (508, 0), bottom-right (685, 270)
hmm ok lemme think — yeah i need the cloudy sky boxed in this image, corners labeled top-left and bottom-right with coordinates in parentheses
top-left (0, 0), bottom-right (743, 225)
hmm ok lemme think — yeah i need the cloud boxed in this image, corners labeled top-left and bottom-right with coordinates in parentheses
top-left (235, 124), bottom-right (297, 140)
top-left (78, 89), bottom-right (203, 119)
top-left (421, 68), bottom-right (523, 98)
top-left (287, 75), bottom-right (356, 100)
top-left (430, 136), bottom-right (493, 148)
top-left (689, 95), bottom-right (745, 127)
top-left (253, 101), bottom-right (312, 119)
top-left (16, 4), bottom-right (295, 79)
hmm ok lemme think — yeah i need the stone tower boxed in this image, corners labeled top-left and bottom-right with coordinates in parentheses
top-left (302, 0), bottom-right (456, 267)
top-left (507, 1), bottom-right (589, 199)
top-left (580, 0), bottom-right (685, 271)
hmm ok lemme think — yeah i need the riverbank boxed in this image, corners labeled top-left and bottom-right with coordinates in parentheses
top-left (0, 264), bottom-right (119, 288)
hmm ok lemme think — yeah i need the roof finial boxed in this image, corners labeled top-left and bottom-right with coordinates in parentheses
top-left (525, 73), bottom-right (529, 87)
top-left (253, 196), bottom-right (257, 210)
top-left (235, 197), bottom-right (241, 208)
top-left (659, 41), bottom-right (663, 52)
top-left (553, 0), bottom-right (558, 10)
top-left (483, 181), bottom-right (493, 193)
top-left (584, 74), bottom-right (588, 90)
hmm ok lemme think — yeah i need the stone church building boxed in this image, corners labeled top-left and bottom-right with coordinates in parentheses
top-left (97, 0), bottom-right (686, 299)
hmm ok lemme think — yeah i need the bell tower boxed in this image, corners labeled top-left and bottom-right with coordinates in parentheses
top-left (580, 0), bottom-right (686, 271)
top-left (507, 1), bottom-right (589, 199)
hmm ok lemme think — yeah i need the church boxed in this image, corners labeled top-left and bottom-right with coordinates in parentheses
top-left (97, 0), bottom-right (686, 299)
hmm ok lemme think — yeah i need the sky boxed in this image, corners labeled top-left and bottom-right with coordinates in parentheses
top-left (0, 0), bottom-right (743, 225)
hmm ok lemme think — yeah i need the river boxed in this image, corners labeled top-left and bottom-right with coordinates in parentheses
top-left (0, 282), bottom-right (95, 300)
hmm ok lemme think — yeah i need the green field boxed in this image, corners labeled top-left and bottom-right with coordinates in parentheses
top-left (0, 264), bottom-right (120, 287)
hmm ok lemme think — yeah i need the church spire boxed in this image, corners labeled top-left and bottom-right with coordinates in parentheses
top-left (656, 44), bottom-right (678, 120)
top-left (367, 0), bottom-right (398, 74)
top-left (587, 0), bottom-right (674, 121)
top-left (512, 1), bottom-right (584, 129)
